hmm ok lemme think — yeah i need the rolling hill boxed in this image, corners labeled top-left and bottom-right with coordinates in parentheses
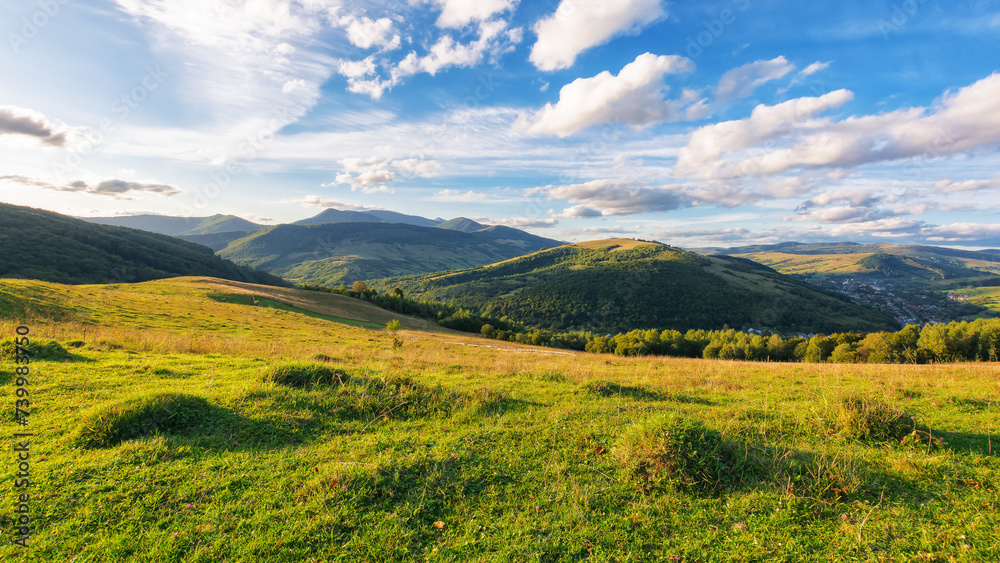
top-left (81, 213), bottom-right (264, 236)
top-left (213, 222), bottom-right (562, 286)
top-left (706, 242), bottom-right (1000, 280)
top-left (0, 203), bottom-right (288, 286)
top-left (369, 239), bottom-right (899, 334)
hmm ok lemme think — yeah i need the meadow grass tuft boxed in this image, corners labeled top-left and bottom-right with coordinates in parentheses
top-left (582, 379), bottom-right (665, 401)
top-left (264, 361), bottom-right (348, 387)
top-left (838, 394), bottom-right (915, 442)
top-left (75, 392), bottom-right (221, 447)
top-left (614, 413), bottom-right (746, 492)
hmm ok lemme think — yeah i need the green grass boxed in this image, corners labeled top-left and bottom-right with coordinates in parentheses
top-left (1, 277), bottom-right (998, 561)
top-left (254, 296), bottom-right (384, 329)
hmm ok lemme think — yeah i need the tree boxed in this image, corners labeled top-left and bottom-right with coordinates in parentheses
top-left (352, 280), bottom-right (369, 293)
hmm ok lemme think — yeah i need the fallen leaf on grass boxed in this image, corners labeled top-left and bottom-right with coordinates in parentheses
top-left (433, 521), bottom-right (446, 529)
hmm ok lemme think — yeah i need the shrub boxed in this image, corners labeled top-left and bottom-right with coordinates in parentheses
top-left (76, 393), bottom-right (217, 447)
top-left (838, 394), bottom-right (914, 442)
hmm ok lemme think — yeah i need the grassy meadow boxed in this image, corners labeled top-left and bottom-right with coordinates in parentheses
top-left (1, 277), bottom-right (998, 561)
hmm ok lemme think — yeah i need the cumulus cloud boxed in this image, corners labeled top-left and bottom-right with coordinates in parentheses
top-left (524, 53), bottom-right (694, 137)
top-left (680, 72), bottom-right (1000, 180)
top-left (675, 89), bottom-right (855, 177)
top-left (529, 0), bottom-right (665, 71)
top-left (433, 0), bottom-right (516, 28)
top-left (0, 175), bottom-right (182, 198)
top-left (715, 56), bottom-right (795, 100)
top-left (338, 20), bottom-right (521, 99)
top-left (0, 106), bottom-right (69, 146)
top-left (338, 14), bottom-right (400, 50)
top-left (533, 178), bottom-right (690, 216)
top-left (328, 156), bottom-right (442, 191)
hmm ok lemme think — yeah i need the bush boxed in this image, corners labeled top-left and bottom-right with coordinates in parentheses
top-left (838, 394), bottom-right (914, 442)
top-left (76, 393), bottom-right (217, 447)
top-left (614, 414), bottom-right (740, 492)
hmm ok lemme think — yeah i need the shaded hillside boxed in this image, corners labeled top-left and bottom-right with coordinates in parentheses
top-left (370, 239), bottom-right (898, 334)
top-left (435, 217), bottom-right (486, 232)
top-left (215, 222), bottom-right (562, 285)
top-left (81, 214), bottom-right (263, 236)
top-left (0, 203), bottom-right (288, 286)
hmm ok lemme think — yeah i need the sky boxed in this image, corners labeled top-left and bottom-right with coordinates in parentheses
top-left (1, 0), bottom-right (999, 248)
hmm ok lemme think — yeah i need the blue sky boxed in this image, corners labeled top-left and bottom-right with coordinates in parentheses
top-left (1, 0), bottom-right (999, 247)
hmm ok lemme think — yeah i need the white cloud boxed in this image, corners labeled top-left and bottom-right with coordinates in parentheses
top-left (110, 0), bottom-right (335, 134)
top-left (715, 56), bottom-right (795, 100)
top-left (800, 61), bottom-right (831, 77)
top-left (340, 14), bottom-right (400, 50)
top-left (491, 217), bottom-right (559, 229)
top-left (676, 89), bottom-right (855, 177)
top-left (697, 72), bottom-right (1000, 179)
top-left (337, 20), bottom-right (521, 99)
top-left (923, 223), bottom-right (1000, 243)
top-left (524, 53), bottom-right (694, 137)
top-left (329, 156), bottom-right (442, 190)
top-left (529, 0), bottom-right (665, 71)
top-left (435, 189), bottom-right (489, 201)
top-left (433, 0), bottom-right (516, 28)
top-left (934, 176), bottom-right (1000, 193)
top-left (392, 158), bottom-right (443, 177)
top-left (282, 79), bottom-right (306, 93)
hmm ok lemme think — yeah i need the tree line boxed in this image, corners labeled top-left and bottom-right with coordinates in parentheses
top-left (304, 282), bottom-right (1000, 364)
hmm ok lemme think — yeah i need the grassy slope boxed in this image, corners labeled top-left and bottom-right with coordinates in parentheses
top-left (1, 277), bottom-right (997, 561)
top-left (370, 239), bottom-right (898, 334)
top-left (215, 222), bottom-right (561, 286)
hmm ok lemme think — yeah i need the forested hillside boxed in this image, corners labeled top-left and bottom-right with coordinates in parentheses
top-left (214, 222), bottom-right (562, 285)
top-left (0, 203), bottom-right (288, 286)
top-left (369, 239), bottom-right (898, 334)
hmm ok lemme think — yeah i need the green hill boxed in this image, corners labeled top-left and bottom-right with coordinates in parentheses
top-left (81, 213), bottom-right (264, 236)
top-left (215, 222), bottom-right (562, 285)
top-left (0, 203), bottom-right (288, 286)
top-left (369, 239), bottom-right (899, 334)
top-left (710, 242), bottom-right (1000, 280)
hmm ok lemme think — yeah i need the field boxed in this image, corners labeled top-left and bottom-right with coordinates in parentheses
top-left (952, 286), bottom-right (1000, 314)
top-left (1, 277), bottom-right (998, 561)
